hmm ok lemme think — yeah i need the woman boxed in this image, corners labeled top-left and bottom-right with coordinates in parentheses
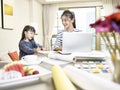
top-left (54, 10), bottom-right (81, 51)
top-left (19, 25), bottom-right (44, 59)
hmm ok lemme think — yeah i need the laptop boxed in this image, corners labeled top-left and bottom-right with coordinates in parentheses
top-left (59, 32), bottom-right (93, 54)
top-left (57, 32), bottom-right (106, 60)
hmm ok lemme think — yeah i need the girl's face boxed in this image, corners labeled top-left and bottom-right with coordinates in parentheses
top-left (24, 30), bottom-right (35, 40)
top-left (61, 15), bottom-right (74, 30)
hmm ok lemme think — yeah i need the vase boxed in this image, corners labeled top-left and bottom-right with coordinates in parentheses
top-left (112, 60), bottom-right (120, 84)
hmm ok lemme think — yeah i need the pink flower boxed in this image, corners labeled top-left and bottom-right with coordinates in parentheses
top-left (95, 26), bottom-right (110, 33)
top-left (116, 5), bottom-right (120, 9)
top-left (90, 19), bottom-right (102, 28)
top-left (111, 21), bottom-right (120, 33)
top-left (90, 19), bottom-right (112, 33)
top-left (90, 5), bottom-right (120, 33)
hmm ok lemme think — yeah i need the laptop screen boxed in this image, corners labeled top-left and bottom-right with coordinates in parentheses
top-left (62, 32), bottom-right (93, 53)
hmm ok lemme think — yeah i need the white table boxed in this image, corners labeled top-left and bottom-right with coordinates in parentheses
top-left (0, 52), bottom-right (115, 90)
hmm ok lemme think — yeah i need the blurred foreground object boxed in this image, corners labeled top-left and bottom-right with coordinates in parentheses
top-left (64, 65), bottom-right (120, 90)
top-left (90, 5), bottom-right (120, 84)
top-left (51, 65), bottom-right (76, 90)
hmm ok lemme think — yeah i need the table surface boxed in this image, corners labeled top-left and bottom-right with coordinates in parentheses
top-left (0, 53), bottom-right (113, 90)
top-left (0, 63), bottom-right (84, 90)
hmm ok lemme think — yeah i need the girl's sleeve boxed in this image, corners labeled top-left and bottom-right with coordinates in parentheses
top-left (36, 44), bottom-right (43, 49)
top-left (32, 40), bottom-right (43, 49)
top-left (19, 41), bottom-right (35, 54)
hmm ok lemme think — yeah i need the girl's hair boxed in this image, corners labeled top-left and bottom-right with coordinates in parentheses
top-left (20, 25), bottom-right (36, 41)
top-left (61, 10), bottom-right (76, 28)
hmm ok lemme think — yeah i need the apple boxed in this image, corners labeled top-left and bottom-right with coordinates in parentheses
top-left (33, 70), bottom-right (39, 75)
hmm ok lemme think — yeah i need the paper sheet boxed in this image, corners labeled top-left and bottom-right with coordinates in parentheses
top-left (41, 57), bottom-right (70, 65)
top-left (64, 65), bottom-right (120, 90)
top-left (48, 52), bottom-right (75, 62)
top-left (72, 51), bottom-right (106, 60)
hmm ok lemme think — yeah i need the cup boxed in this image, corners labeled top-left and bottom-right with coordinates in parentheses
top-left (21, 55), bottom-right (38, 63)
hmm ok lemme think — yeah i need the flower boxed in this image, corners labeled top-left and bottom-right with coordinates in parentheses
top-left (90, 5), bottom-right (120, 65)
top-left (90, 7), bottom-right (120, 33)
top-left (116, 5), bottom-right (120, 9)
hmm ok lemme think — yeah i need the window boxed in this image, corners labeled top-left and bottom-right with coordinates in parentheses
top-left (51, 7), bottom-right (96, 50)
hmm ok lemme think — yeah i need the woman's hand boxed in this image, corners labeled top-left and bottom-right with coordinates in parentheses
top-left (54, 47), bottom-right (62, 51)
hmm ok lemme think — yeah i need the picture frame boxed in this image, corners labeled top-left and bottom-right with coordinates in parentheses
top-left (1, 0), bottom-right (14, 30)
top-left (0, 0), bottom-right (2, 27)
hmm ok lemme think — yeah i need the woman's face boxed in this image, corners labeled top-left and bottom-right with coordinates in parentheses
top-left (61, 15), bottom-right (74, 30)
top-left (25, 30), bottom-right (35, 40)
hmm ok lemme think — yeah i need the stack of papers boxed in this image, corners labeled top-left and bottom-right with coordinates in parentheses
top-left (73, 51), bottom-right (106, 61)
top-left (47, 51), bottom-right (107, 62)
top-left (73, 51), bottom-right (106, 58)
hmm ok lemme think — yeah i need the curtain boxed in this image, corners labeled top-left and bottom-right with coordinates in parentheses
top-left (42, 4), bottom-right (58, 50)
top-left (102, 0), bottom-right (120, 16)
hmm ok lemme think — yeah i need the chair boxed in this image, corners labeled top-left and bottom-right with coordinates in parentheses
top-left (8, 51), bottom-right (19, 61)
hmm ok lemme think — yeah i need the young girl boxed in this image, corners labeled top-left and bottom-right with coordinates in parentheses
top-left (54, 10), bottom-right (81, 51)
top-left (19, 25), bottom-right (43, 59)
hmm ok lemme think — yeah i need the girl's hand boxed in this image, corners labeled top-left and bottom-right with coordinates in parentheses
top-left (34, 48), bottom-right (41, 53)
top-left (41, 48), bottom-right (46, 51)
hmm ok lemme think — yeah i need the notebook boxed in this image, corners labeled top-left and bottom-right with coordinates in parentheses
top-left (59, 32), bottom-right (93, 54)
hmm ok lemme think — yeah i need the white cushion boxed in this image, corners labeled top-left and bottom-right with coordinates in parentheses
top-left (0, 52), bottom-right (12, 61)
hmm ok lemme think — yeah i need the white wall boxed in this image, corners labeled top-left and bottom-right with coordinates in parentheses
top-left (31, 0), bottom-right (43, 45)
top-left (0, 0), bottom-right (43, 52)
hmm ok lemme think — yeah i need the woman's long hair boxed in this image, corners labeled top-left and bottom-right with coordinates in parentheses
top-left (61, 10), bottom-right (76, 28)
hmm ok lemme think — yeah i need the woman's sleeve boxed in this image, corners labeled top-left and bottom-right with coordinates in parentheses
top-left (54, 30), bottom-right (63, 49)
top-left (19, 41), bottom-right (35, 54)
